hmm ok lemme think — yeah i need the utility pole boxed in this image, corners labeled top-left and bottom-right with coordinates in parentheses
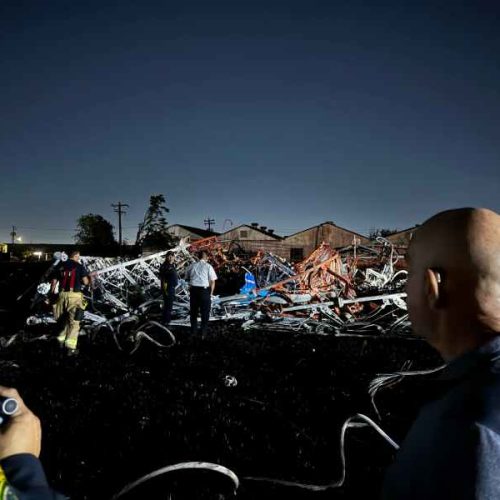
top-left (111, 202), bottom-right (129, 256)
top-left (10, 226), bottom-right (17, 245)
top-left (204, 217), bottom-right (215, 232)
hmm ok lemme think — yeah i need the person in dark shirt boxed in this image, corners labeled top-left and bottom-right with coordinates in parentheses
top-left (383, 208), bottom-right (500, 499)
top-left (52, 250), bottom-right (90, 352)
top-left (0, 386), bottom-right (65, 499)
top-left (159, 252), bottom-right (179, 326)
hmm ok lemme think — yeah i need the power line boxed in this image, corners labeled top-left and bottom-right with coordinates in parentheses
top-left (112, 202), bottom-right (129, 255)
top-left (204, 217), bottom-right (215, 231)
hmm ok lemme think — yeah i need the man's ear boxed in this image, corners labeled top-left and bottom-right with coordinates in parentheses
top-left (424, 268), bottom-right (442, 309)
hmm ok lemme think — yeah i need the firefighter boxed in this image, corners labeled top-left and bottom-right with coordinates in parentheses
top-left (52, 250), bottom-right (90, 353)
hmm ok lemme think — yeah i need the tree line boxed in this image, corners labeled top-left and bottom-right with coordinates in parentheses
top-left (75, 194), bottom-right (174, 249)
top-left (75, 194), bottom-right (402, 250)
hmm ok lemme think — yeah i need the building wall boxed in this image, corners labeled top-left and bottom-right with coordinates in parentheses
top-left (386, 228), bottom-right (415, 246)
top-left (284, 223), bottom-right (369, 261)
top-left (167, 225), bottom-right (203, 242)
top-left (219, 226), bottom-right (287, 258)
top-left (221, 226), bottom-right (277, 242)
top-left (232, 240), bottom-right (289, 258)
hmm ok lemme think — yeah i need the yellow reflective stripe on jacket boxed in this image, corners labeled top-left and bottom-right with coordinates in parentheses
top-left (65, 338), bottom-right (78, 349)
top-left (0, 467), bottom-right (6, 498)
top-left (0, 469), bottom-right (19, 499)
top-left (2, 484), bottom-right (19, 499)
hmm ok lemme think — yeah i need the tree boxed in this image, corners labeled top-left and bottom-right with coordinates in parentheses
top-left (75, 214), bottom-right (116, 246)
top-left (136, 194), bottom-right (174, 249)
top-left (368, 228), bottom-right (399, 240)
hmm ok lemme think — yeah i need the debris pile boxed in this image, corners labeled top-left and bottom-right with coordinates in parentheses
top-left (26, 237), bottom-right (410, 342)
top-left (241, 238), bottom-right (408, 335)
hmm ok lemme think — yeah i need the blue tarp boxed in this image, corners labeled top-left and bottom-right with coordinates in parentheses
top-left (240, 272), bottom-right (269, 297)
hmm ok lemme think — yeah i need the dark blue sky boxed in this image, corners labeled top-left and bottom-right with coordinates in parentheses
top-left (1, 0), bottom-right (499, 243)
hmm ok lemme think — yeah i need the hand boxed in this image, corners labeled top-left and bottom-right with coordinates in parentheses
top-left (0, 386), bottom-right (41, 460)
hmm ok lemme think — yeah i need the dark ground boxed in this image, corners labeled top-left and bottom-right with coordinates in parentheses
top-left (0, 262), bottom-right (442, 500)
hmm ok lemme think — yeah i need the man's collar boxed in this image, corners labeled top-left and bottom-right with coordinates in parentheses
top-left (440, 336), bottom-right (500, 381)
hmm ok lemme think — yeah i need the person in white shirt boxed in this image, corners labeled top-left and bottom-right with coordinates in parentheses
top-left (186, 250), bottom-right (217, 335)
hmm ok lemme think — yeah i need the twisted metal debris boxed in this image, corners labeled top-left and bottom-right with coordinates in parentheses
top-left (241, 239), bottom-right (409, 335)
top-left (26, 237), bottom-right (411, 343)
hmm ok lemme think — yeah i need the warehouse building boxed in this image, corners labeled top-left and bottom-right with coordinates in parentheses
top-left (219, 223), bottom-right (284, 255)
top-left (167, 224), bottom-right (219, 242)
top-left (385, 226), bottom-right (418, 246)
top-left (283, 221), bottom-right (370, 261)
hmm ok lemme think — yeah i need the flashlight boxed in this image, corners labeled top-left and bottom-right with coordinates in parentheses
top-left (0, 396), bottom-right (19, 425)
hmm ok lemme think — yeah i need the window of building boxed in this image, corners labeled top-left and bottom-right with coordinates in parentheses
top-left (290, 247), bottom-right (304, 262)
top-left (240, 230), bottom-right (248, 238)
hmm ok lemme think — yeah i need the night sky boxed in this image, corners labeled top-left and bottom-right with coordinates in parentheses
top-left (1, 0), bottom-right (499, 243)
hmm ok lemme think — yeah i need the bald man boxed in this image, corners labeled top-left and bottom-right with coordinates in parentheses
top-left (382, 208), bottom-right (500, 499)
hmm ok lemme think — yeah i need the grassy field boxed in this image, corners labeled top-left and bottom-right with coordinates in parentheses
top-left (0, 261), bottom-right (443, 499)
top-left (0, 317), bottom-right (441, 499)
